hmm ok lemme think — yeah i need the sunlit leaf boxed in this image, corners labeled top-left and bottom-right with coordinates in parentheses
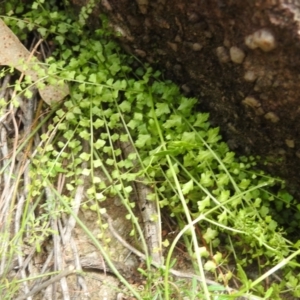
top-left (203, 228), bottom-right (218, 243)
top-left (182, 180), bottom-right (194, 195)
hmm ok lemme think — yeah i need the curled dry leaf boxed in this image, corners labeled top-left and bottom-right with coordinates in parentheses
top-left (0, 19), bottom-right (69, 105)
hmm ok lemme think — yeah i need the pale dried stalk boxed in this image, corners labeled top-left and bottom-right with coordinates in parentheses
top-left (0, 82), bottom-right (19, 275)
top-left (0, 39), bottom-right (43, 217)
top-left (0, 86), bottom-right (37, 278)
top-left (29, 250), bottom-right (54, 296)
top-left (0, 94), bottom-right (9, 272)
top-left (69, 237), bottom-right (90, 299)
top-left (14, 195), bottom-right (32, 300)
top-left (120, 141), bottom-right (163, 265)
top-left (62, 141), bottom-right (88, 243)
top-left (47, 193), bottom-right (70, 300)
top-left (14, 89), bottom-right (36, 297)
top-left (15, 266), bottom-right (76, 300)
top-left (0, 42), bottom-right (39, 230)
top-left (63, 184), bottom-right (84, 243)
top-left (43, 284), bottom-right (54, 300)
top-left (60, 141), bottom-right (89, 297)
top-left (0, 73), bottom-right (10, 117)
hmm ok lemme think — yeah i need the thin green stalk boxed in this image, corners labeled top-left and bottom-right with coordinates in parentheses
top-left (249, 248), bottom-right (300, 290)
top-left (149, 94), bottom-right (210, 300)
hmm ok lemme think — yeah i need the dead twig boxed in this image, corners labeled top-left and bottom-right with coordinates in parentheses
top-left (60, 141), bottom-right (89, 297)
top-left (15, 266), bottom-right (76, 300)
top-left (28, 250), bottom-right (54, 296)
top-left (49, 202), bottom-right (70, 300)
top-left (0, 40), bottom-right (46, 278)
top-left (69, 237), bottom-right (90, 299)
top-left (15, 195), bottom-right (32, 299)
top-left (119, 140), bottom-right (163, 265)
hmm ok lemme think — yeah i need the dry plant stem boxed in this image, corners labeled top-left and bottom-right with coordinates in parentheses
top-left (72, 257), bottom-right (134, 279)
top-left (50, 217), bottom-right (59, 300)
top-left (0, 75), bottom-right (10, 97)
top-left (22, 89), bottom-right (36, 133)
top-left (29, 250), bottom-right (54, 294)
top-left (0, 122), bottom-right (9, 183)
top-left (39, 39), bottom-right (48, 59)
top-left (69, 237), bottom-right (90, 299)
top-left (1, 92), bottom-right (39, 276)
top-left (0, 100), bottom-right (18, 275)
top-left (134, 180), bottom-right (162, 264)
top-left (0, 74), bottom-right (11, 121)
top-left (1, 98), bottom-right (42, 267)
top-left (0, 38), bottom-right (43, 210)
top-left (57, 173), bottom-right (66, 196)
top-left (14, 194), bottom-right (32, 299)
top-left (15, 248), bottom-right (53, 298)
top-left (47, 185), bottom-right (70, 300)
top-left (15, 99), bottom-right (58, 291)
top-left (59, 142), bottom-right (89, 296)
top-left (63, 141), bottom-right (88, 242)
top-left (14, 93), bottom-right (36, 297)
top-left (0, 126), bottom-right (9, 217)
top-left (50, 216), bottom-right (70, 300)
top-left (0, 101), bottom-right (18, 212)
top-left (0, 42), bottom-right (44, 275)
top-left (17, 246), bottom-right (36, 275)
top-left (63, 182), bottom-right (85, 242)
top-left (15, 266), bottom-right (76, 300)
top-left (43, 284), bottom-right (54, 300)
top-left (120, 141), bottom-right (162, 264)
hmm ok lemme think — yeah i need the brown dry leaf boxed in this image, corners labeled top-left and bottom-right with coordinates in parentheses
top-left (0, 18), bottom-right (69, 105)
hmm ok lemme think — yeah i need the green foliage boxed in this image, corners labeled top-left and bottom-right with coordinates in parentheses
top-left (1, 1), bottom-right (300, 299)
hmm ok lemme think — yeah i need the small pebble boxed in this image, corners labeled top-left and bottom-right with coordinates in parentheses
top-left (192, 43), bottom-right (202, 51)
